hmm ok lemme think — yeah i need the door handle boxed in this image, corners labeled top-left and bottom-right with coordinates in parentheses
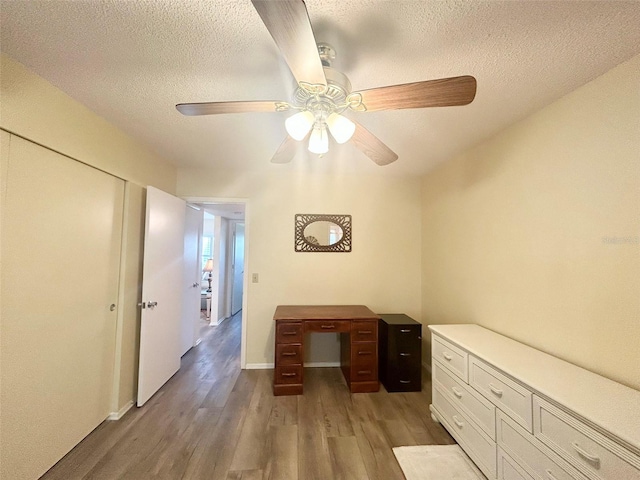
top-left (192, 282), bottom-right (200, 288)
top-left (147, 301), bottom-right (158, 309)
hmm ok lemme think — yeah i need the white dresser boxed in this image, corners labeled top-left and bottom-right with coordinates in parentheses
top-left (428, 324), bottom-right (640, 480)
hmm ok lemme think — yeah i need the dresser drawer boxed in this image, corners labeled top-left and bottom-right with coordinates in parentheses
top-left (276, 322), bottom-right (303, 344)
top-left (432, 334), bottom-right (468, 382)
top-left (304, 320), bottom-right (350, 333)
top-left (351, 320), bottom-right (377, 342)
top-left (497, 410), bottom-right (589, 480)
top-left (433, 360), bottom-right (496, 440)
top-left (533, 396), bottom-right (640, 480)
top-left (274, 365), bottom-right (303, 385)
top-left (469, 355), bottom-right (533, 432)
top-left (498, 447), bottom-right (536, 480)
top-left (433, 385), bottom-right (497, 479)
top-left (275, 344), bottom-right (302, 366)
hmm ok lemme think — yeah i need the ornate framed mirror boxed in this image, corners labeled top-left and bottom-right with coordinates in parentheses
top-left (294, 214), bottom-right (352, 252)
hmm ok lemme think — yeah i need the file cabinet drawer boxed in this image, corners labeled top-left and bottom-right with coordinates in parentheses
top-left (533, 396), bottom-right (640, 480)
top-left (469, 355), bottom-right (533, 432)
top-left (432, 334), bottom-right (468, 382)
top-left (433, 360), bottom-right (496, 440)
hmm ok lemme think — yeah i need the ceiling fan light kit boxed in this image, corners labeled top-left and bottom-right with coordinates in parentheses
top-left (176, 0), bottom-right (477, 166)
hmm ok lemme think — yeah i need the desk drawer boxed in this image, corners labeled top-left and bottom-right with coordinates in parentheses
top-left (469, 355), bottom-right (533, 432)
top-left (304, 320), bottom-right (351, 333)
top-left (351, 320), bottom-right (377, 342)
top-left (432, 334), bottom-right (468, 382)
top-left (276, 323), bottom-right (303, 343)
top-left (533, 396), bottom-right (640, 480)
top-left (275, 344), bottom-right (302, 366)
top-left (433, 360), bottom-right (496, 440)
top-left (352, 342), bottom-right (377, 368)
top-left (497, 410), bottom-right (588, 480)
top-left (352, 364), bottom-right (377, 382)
top-left (274, 366), bottom-right (302, 385)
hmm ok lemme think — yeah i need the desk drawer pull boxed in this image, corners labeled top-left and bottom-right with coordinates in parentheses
top-left (399, 380), bottom-right (411, 384)
top-left (282, 331), bottom-right (298, 336)
top-left (545, 470), bottom-right (559, 480)
top-left (451, 387), bottom-right (463, 398)
top-left (282, 352), bottom-right (297, 356)
top-left (357, 330), bottom-right (372, 334)
top-left (320, 324), bottom-right (336, 329)
top-left (357, 370), bottom-right (372, 375)
top-left (357, 351), bottom-right (372, 356)
top-left (442, 352), bottom-right (453, 361)
top-left (489, 383), bottom-right (503, 397)
top-left (400, 329), bottom-right (411, 333)
top-left (281, 372), bottom-right (297, 377)
top-left (399, 352), bottom-right (411, 357)
top-left (571, 442), bottom-right (600, 465)
top-left (452, 415), bottom-right (464, 428)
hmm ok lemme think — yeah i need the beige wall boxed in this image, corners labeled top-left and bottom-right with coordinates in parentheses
top-left (1, 54), bottom-right (178, 414)
top-left (178, 170), bottom-right (422, 366)
top-left (421, 54), bottom-right (640, 389)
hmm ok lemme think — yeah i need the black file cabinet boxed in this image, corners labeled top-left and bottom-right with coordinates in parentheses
top-left (378, 314), bottom-right (422, 392)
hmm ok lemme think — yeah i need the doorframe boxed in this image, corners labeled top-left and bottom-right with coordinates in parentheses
top-left (182, 196), bottom-right (249, 369)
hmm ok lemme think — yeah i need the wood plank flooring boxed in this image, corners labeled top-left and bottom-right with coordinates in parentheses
top-left (40, 312), bottom-right (454, 480)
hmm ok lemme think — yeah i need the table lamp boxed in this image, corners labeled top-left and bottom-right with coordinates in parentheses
top-left (203, 258), bottom-right (214, 292)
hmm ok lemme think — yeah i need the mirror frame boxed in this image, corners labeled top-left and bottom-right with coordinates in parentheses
top-left (294, 214), bottom-right (352, 252)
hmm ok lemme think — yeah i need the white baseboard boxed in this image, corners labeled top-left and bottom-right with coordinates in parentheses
top-left (210, 316), bottom-right (227, 326)
top-left (245, 361), bottom-right (341, 370)
top-left (108, 400), bottom-right (134, 420)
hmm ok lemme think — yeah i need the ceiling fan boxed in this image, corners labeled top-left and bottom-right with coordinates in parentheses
top-left (176, 0), bottom-right (477, 166)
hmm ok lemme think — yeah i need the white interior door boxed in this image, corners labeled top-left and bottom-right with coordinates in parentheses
top-left (231, 222), bottom-right (245, 315)
top-left (137, 186), bottom-right (186, 407)
top-left (1, 134), bottom-right (124, 480)
top-left (181, 205), bottom-right (203, 355)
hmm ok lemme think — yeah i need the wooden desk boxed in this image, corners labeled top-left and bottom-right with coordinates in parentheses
top-left (273, 305), bottom-right (380, 396)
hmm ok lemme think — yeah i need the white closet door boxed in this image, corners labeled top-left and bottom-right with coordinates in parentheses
top-left (0, 135), bottom-right (124, 480)
top-left (181, 205), bottom-right (203, 355)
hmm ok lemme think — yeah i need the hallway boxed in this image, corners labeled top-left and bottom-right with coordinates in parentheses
top-left (40, 312), bottom-right (453, 479)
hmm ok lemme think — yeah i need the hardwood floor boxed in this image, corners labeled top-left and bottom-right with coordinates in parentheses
top-left (41, 312), bottom-right (454, 480)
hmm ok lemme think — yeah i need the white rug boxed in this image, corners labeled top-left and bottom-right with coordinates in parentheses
top-left (392, 445), bottom-right (486, 480)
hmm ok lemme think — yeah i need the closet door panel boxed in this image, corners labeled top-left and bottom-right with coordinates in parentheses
top-left (1, 135), bottom-right (124, 480)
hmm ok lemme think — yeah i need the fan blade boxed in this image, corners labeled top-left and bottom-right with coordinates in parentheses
top-left (352, 75), bottom-right (477, 112)
top-left (252, 0), bottom-right (326, 87)
top-left (271, 135), bottom-right (297, 164)
top-left (176, 101), bottom-right (289, 116)
top-left (350, 121), bottom-right (398, 166)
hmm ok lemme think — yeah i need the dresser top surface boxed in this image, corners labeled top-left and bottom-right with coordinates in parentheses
top-left (379, 314), bottom-right (420, 326)
top-left (429, 323), bottom-right (640, 453)
top-left (273, 305), bottom-right (379, 321)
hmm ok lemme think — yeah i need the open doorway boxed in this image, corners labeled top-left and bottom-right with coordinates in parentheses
top-left (187, 200), bottom-right (247, 367)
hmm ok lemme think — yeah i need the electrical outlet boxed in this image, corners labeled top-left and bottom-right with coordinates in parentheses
top-left (252, 273), bottom-right (259, 283)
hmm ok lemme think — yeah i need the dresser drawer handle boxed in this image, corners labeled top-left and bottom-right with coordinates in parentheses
top-left (282, 331), bottom-right (298, 336)
top-left (451, 387), bottom-right (463, 398)
top-left (489, 383), bottom-right (503, 397)
top-left (545, 470), bottom-right (559, 480)
top-left (357, 370), bottom-right (372, 375)
top-left (281, 372), bottom-right (297, 377)
top-left (399, 380), bottom-right (411, 384)
top-left (400, 329), bottom-right (411, 333)
top-left (357, 330), bottom-right (372, 334)
top-left (442, 352), bottom-right (453, 361)
top-left (452, 415), bottom-right (464, 428)
top-left (357, 351), bottom-right (372, 356)
top-left (320, 324), bottom-right (335, 329)
top-left (282, 352), bottom-right (297, 356)
top-left (572, 442), bottom-right (600, 465)
top-left (399, 353), bottom-right (411, 357)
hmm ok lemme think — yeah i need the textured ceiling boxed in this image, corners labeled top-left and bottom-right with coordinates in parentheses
top-left (2, 1), bottom-right (640, 176)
